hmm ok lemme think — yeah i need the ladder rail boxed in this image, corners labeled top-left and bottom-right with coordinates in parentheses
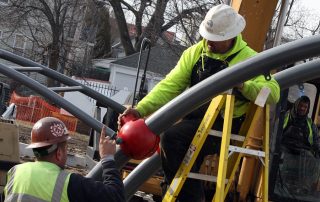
top-left (163, 90), bottom-right (270, 202)
top-left (214, 94), bottom-right (235, 202)
top-left (263, 105), bottom-right (270, 201)
top-left (163, 95), bottom-right (226, 202)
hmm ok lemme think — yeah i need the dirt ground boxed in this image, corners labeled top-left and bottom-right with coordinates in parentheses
top-left (17, 121), bottom-right (90, 175)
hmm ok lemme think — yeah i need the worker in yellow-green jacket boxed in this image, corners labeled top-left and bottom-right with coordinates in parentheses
top-left (118, 4), bottom-right (280, 202)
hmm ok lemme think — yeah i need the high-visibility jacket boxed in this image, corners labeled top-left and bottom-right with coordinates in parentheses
top-left (283, 113), bottom-right (313, 145)
top-left (4, 161), bottom-right (70, 202)
top-left (136, 34), bottom-right (280, 118)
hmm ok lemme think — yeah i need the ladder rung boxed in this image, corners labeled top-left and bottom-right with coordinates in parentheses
top-left (209, 130), bottom-right (245, 142)
top-left (229, 145), bottom-right (265, 157)
top-left (188, 172), bottom-right (228, 183)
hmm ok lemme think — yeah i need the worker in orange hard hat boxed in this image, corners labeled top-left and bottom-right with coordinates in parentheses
top-left (118, 4), bottom-right (280, 202)
top-left (4, 117), bottom-right (124, 202)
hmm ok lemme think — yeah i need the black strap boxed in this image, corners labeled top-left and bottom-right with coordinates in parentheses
top-left (225, 49), bottom-right (242, 63)
top-left (190, 48), bottom-right (245, 87)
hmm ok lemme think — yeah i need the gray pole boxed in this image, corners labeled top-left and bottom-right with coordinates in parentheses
top-left (123, 153), bottom-right (162, 201)
top-left (274, 58), bottom-right (320, 89)
top-left (121, 35), bottom-right (320, 199)
top-left (0, 63), bottom-right (116, 137)
top-left (0, 49), bottom-right (126, 113)
top-left (2, 35), bottom-right (320, 198)
top-left (146, 35), bottom-right (320, 134)
top-left (122, 59), bottom-right (320, 200)
top-left (0, 63), bottom-right (132, 173)
top-left (273, 0), bottom-right (290, 47)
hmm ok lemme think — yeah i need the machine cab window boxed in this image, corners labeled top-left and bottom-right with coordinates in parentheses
top-left (271, 82), bottom-right (320, 201)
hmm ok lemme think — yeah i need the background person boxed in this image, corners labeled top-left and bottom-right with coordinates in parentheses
top-left (277, 95), bottom-right (320, 196)
top-left (282, 95), bottom-right (320, 154)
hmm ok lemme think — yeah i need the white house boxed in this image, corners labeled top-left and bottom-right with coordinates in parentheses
top-left (62, 77), bottom-right (131, 117)
top-left (108, 44), bottom-right (186, 103)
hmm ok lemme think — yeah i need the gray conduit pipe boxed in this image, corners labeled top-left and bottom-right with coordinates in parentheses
top-left (274, 59), bottom-right (320, 90)
top-left (0, 49), bottom-right (126, 114)
top-left (0, 63), bottom-right (113, 135)
top-left (0, 62), bottom-right (130, 169)
top-left (123, 59), bottom-right (320, 200)
top-left (1, 36), bottom-right (320, 195)
top-left (121, 35), bottom-right (320, 199)
top-left (146, 35), bottom-right (320, 133)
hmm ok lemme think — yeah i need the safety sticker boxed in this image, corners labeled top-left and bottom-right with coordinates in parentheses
top-left (255, 87), bottom-right (271, 107)
top-left (183, 144), bottom-right (196, 164)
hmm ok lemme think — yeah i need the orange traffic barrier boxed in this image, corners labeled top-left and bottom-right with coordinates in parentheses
top-left (10, 92), bottom-right (77, 132)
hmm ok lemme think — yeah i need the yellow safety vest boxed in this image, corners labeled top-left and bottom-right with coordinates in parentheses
top-left (283, 113), bottom-right (313, 145)
top-left (4, 161), bottom-right (70, 202)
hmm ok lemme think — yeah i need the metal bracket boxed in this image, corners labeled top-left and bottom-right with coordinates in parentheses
top-left (228, 145), bottom-right (265, 157)
top-left (228, 145), bottom-right (266, 166)
top-left (263, 72), bottom-right (271, 81)
top-left (298, 83), bottom-right (304, 92)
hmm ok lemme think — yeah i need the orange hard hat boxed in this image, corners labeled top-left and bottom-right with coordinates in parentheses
top-left (27, 117), bottom-right (70, 149)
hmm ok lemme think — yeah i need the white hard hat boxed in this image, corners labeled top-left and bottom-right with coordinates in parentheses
top-left (199, 4), bottom-right (246, 41)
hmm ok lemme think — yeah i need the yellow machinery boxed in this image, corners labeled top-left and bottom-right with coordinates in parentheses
top-left (232, 0), bottom-right (278, 52)
top-left (0, 118), bottom-right (20, 200)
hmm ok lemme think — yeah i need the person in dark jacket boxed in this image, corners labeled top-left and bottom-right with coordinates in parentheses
top-left (282, 95), bottom-right (320, 154)
top-left (4, 117), bottom-right (124, 202)
top-left (278, 95), bottom-right (320, 196)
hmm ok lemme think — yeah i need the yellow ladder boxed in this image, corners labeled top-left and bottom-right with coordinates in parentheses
top-left (163, 89), bottom-right (270, 202)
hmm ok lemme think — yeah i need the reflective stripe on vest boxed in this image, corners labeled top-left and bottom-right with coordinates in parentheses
top-left (283, 113), bottom-right (313, 145)
top-left (5, 193), bottom-right (48, 202)
top-left (4, 166), bottom-right (16, 199)
top-left (5, 164), bottom-right (69, 202)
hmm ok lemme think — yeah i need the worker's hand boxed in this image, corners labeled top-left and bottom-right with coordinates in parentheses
top-left (117, 106), bottom-right (141, 131)
top-left (99, 125), bottom-right (116, 159)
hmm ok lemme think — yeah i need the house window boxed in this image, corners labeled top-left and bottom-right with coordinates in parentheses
top-left (67, 21), bottom-right (78, 39)
top-left (0, 0), bottom-right (8, 5)
top-left (13, 34), bottom-right (26, 56)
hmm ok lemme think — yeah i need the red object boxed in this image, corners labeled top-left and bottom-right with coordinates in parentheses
top-left (118, 119), bottom-right (160, 160)
top-left (120, 113), bottom-right (138, 126)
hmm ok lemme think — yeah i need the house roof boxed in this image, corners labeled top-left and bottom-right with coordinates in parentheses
top-left (111, 44), bottom-right (186, 76)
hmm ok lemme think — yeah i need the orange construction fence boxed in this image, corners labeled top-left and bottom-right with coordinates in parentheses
top-left (10, 92), bottom-right (78, 132)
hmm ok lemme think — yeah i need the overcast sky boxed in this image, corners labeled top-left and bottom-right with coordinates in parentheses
top-left (282, 0), bottom-right (320, 38)
top-left (301, 0), bottom-right (320, 12)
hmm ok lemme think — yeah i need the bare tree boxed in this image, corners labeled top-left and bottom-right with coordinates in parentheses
top-left (0, 0), bottom-right (86, 87)
top-left (92, 5), bottom-right (112, 58)
top-left (80, 0), bottom-right (112, 59)
top-left (266, 0), bottom-right (320, 49)
top-left (101, 0), bottom-right (217, 55)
